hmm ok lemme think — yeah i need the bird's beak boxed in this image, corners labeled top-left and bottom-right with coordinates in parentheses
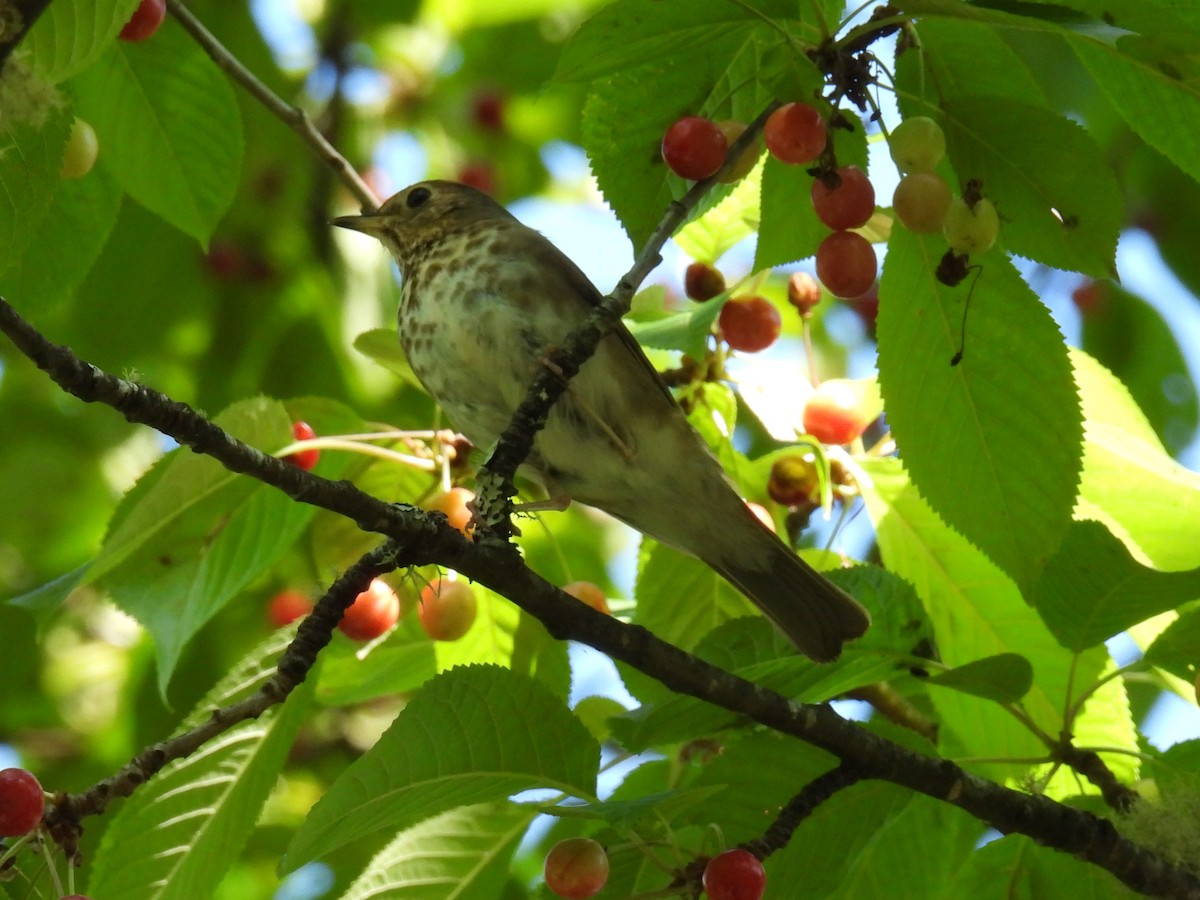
top-left (331, 212), bottom-right (386, 234)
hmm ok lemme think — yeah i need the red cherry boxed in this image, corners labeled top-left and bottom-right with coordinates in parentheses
top-left (811, 165), bottom-right (876, 230)
top-left (458, 162), bottom-right (498, 196)
top-left (544, 837), bottom-right (609, 899)
top-left (0, 768), bottom-right (44, 837)
top-left (562, 581), bottom-right (610, 615)
top-left (338, 578), bottom-right (401, 641)
top-left (471, 90), bottom-right (505, 132)
top-left (119, 0), bottom-right (166, 41)
top-left (719, 296), bottom-right (782, 353)
top-left (662, 116), bottom-right (728, 181)
top-left (1072, 280), bottom-right (1106, 315)
top-left (204, 240), bottom-right (245, 280)
top-left (803, 379), bottom-right (874, 445)
top-left (685, 262), bottom-right (726, 302)
top-left (703, 848), bottom-right (766, 900)
top-left (426, 486), bottom-right (475, 537)
top-left (815, 231), bottom-right (877, 299)
top-left (267, 590), bottom-right (313, 628)
top-left (285, 421), bottom-right (320, 471)
top-left (419, 578), bottom-right (478, 641)
top-left (763, 102), bottom-right (826, 165)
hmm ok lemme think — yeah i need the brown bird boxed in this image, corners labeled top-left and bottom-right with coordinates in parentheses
top-left (333, 181), bottom-right (870, 661)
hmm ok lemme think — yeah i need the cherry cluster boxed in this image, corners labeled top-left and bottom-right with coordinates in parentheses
top-left (888, 116), bottom-right (1000, 282)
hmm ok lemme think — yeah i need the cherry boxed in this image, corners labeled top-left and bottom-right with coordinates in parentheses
top-left (892, 172), bottom-right (952, 234)
top-left (815, 231), bottom-right (877, 299)
top-left (787, 271), bottom-right (820, 316)
top-left (944, 195), bottom-right (999, 255)
top-left (811, 165), bottom-right (875, 230)
top-left (426, 486), bottom-right (475, 537)
top-left (685, 261), bottom-right (726, 302)
top-left (338, 578), bottom-right (401, 641)
top-left (267, 590), bottom-right (313, 628)
top-left (60, 118), bottom-right (98, 180)
top-left (715, 120), bottom-right (760, 183)
top-left (1071, 280), bottom-right (1106, 315)
top-left (763, 102), bottom-right (826, 165)
top-left (458, 161), bottom-right (497, 196)
top-left (562, 581), bottom-right (610, 615)
top-left (119, 0), bottom-right (166, 41)
top-left (204, 240), bottom-right (245, 280)
top-left (284, 421), bottom-right (320, 471)
top-left (0, 768), bottom-right (44, 837)
top-left (767, 454), bottom-right (820, 507)
top-left (888, 116), bottom-right (945, 174)
top-left (662, 116), bottom-right (728, 181)
top-left (718, 296), bottom-right (781, 353)
top-left (471, 90), bottom-right (505, 132)
top-left (803, 379), bottom-right (874, 445)
top-left (702, 848), bottom-right (766, 900)
top-left (419, 578), bottom-right (477, 641)
top-left (544, 837), bottom-right (609, 899)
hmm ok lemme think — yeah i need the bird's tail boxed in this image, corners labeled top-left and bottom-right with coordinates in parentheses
top-left (708, 527), bottom-right (870, 663)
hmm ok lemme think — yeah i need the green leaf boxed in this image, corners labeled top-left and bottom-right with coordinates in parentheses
top-left (315, 637), bottom-right (438, 706)
top-left (611, 617), bottom-right (904, 750)
top-left (673, 160), bottom-right (762, 263)
top-left (927, 653), bottom-right (1034, 703)
top-left (940, 96), bottom-right (1121, 276)
top-left (941, 832), bottom-right (1140, 899)
top-left (1073, 35), bottom-right (1200, 186)
top-left (1078, 282), bottom-right (1198, 456)
top-left (283, 664), bottom-right (599, 870)
top-left (858, 459), bottom-right (1069, 773)
top-left (1072, 349), bottom-right (1200, 570)
top-left (1144, 606), bottom-right (1200, 682)
top-left (1032, 519), bottom-right (1200, 651)
top-left (342, 802), bottom-right (532, 900)
top-left (632, 540), bottom-right (754, 651)
top-left (1031, 0), bottom-right (1200, 36)
top-left (0, 161), bottom-right (123, 312)
top-left (24, 0), bottom-right (140, 83)
top-left (87, 398), bottom-right (315, 692)
top-left (626, 299), bottom-right (721, 359)
top-left (898, 18), bottom-right (1047, 113)
top-left (877, 229), bottom-right (1082, 590)
top-left (353, 327), bottom-right (424, 390)
top-left (87, 626), bottom-right (314, 900)
top-left (543, 786), bottom-right (727, 830)
top-left (71, 24), bottom-right (243, 242)
top-left (555, 0), bottom-right (820, 84)
top-left (0, 109), bottom-right (72, 270)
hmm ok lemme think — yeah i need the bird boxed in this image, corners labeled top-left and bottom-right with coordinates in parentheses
top-left (332, 180), bottom-right (870, 661)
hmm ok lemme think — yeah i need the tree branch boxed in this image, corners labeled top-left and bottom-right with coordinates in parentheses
top-left (2, 295), bottom-right (1196, 898)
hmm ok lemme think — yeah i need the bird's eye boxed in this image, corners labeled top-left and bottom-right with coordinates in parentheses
top-left (407, 187), bottom-right (432, 209)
